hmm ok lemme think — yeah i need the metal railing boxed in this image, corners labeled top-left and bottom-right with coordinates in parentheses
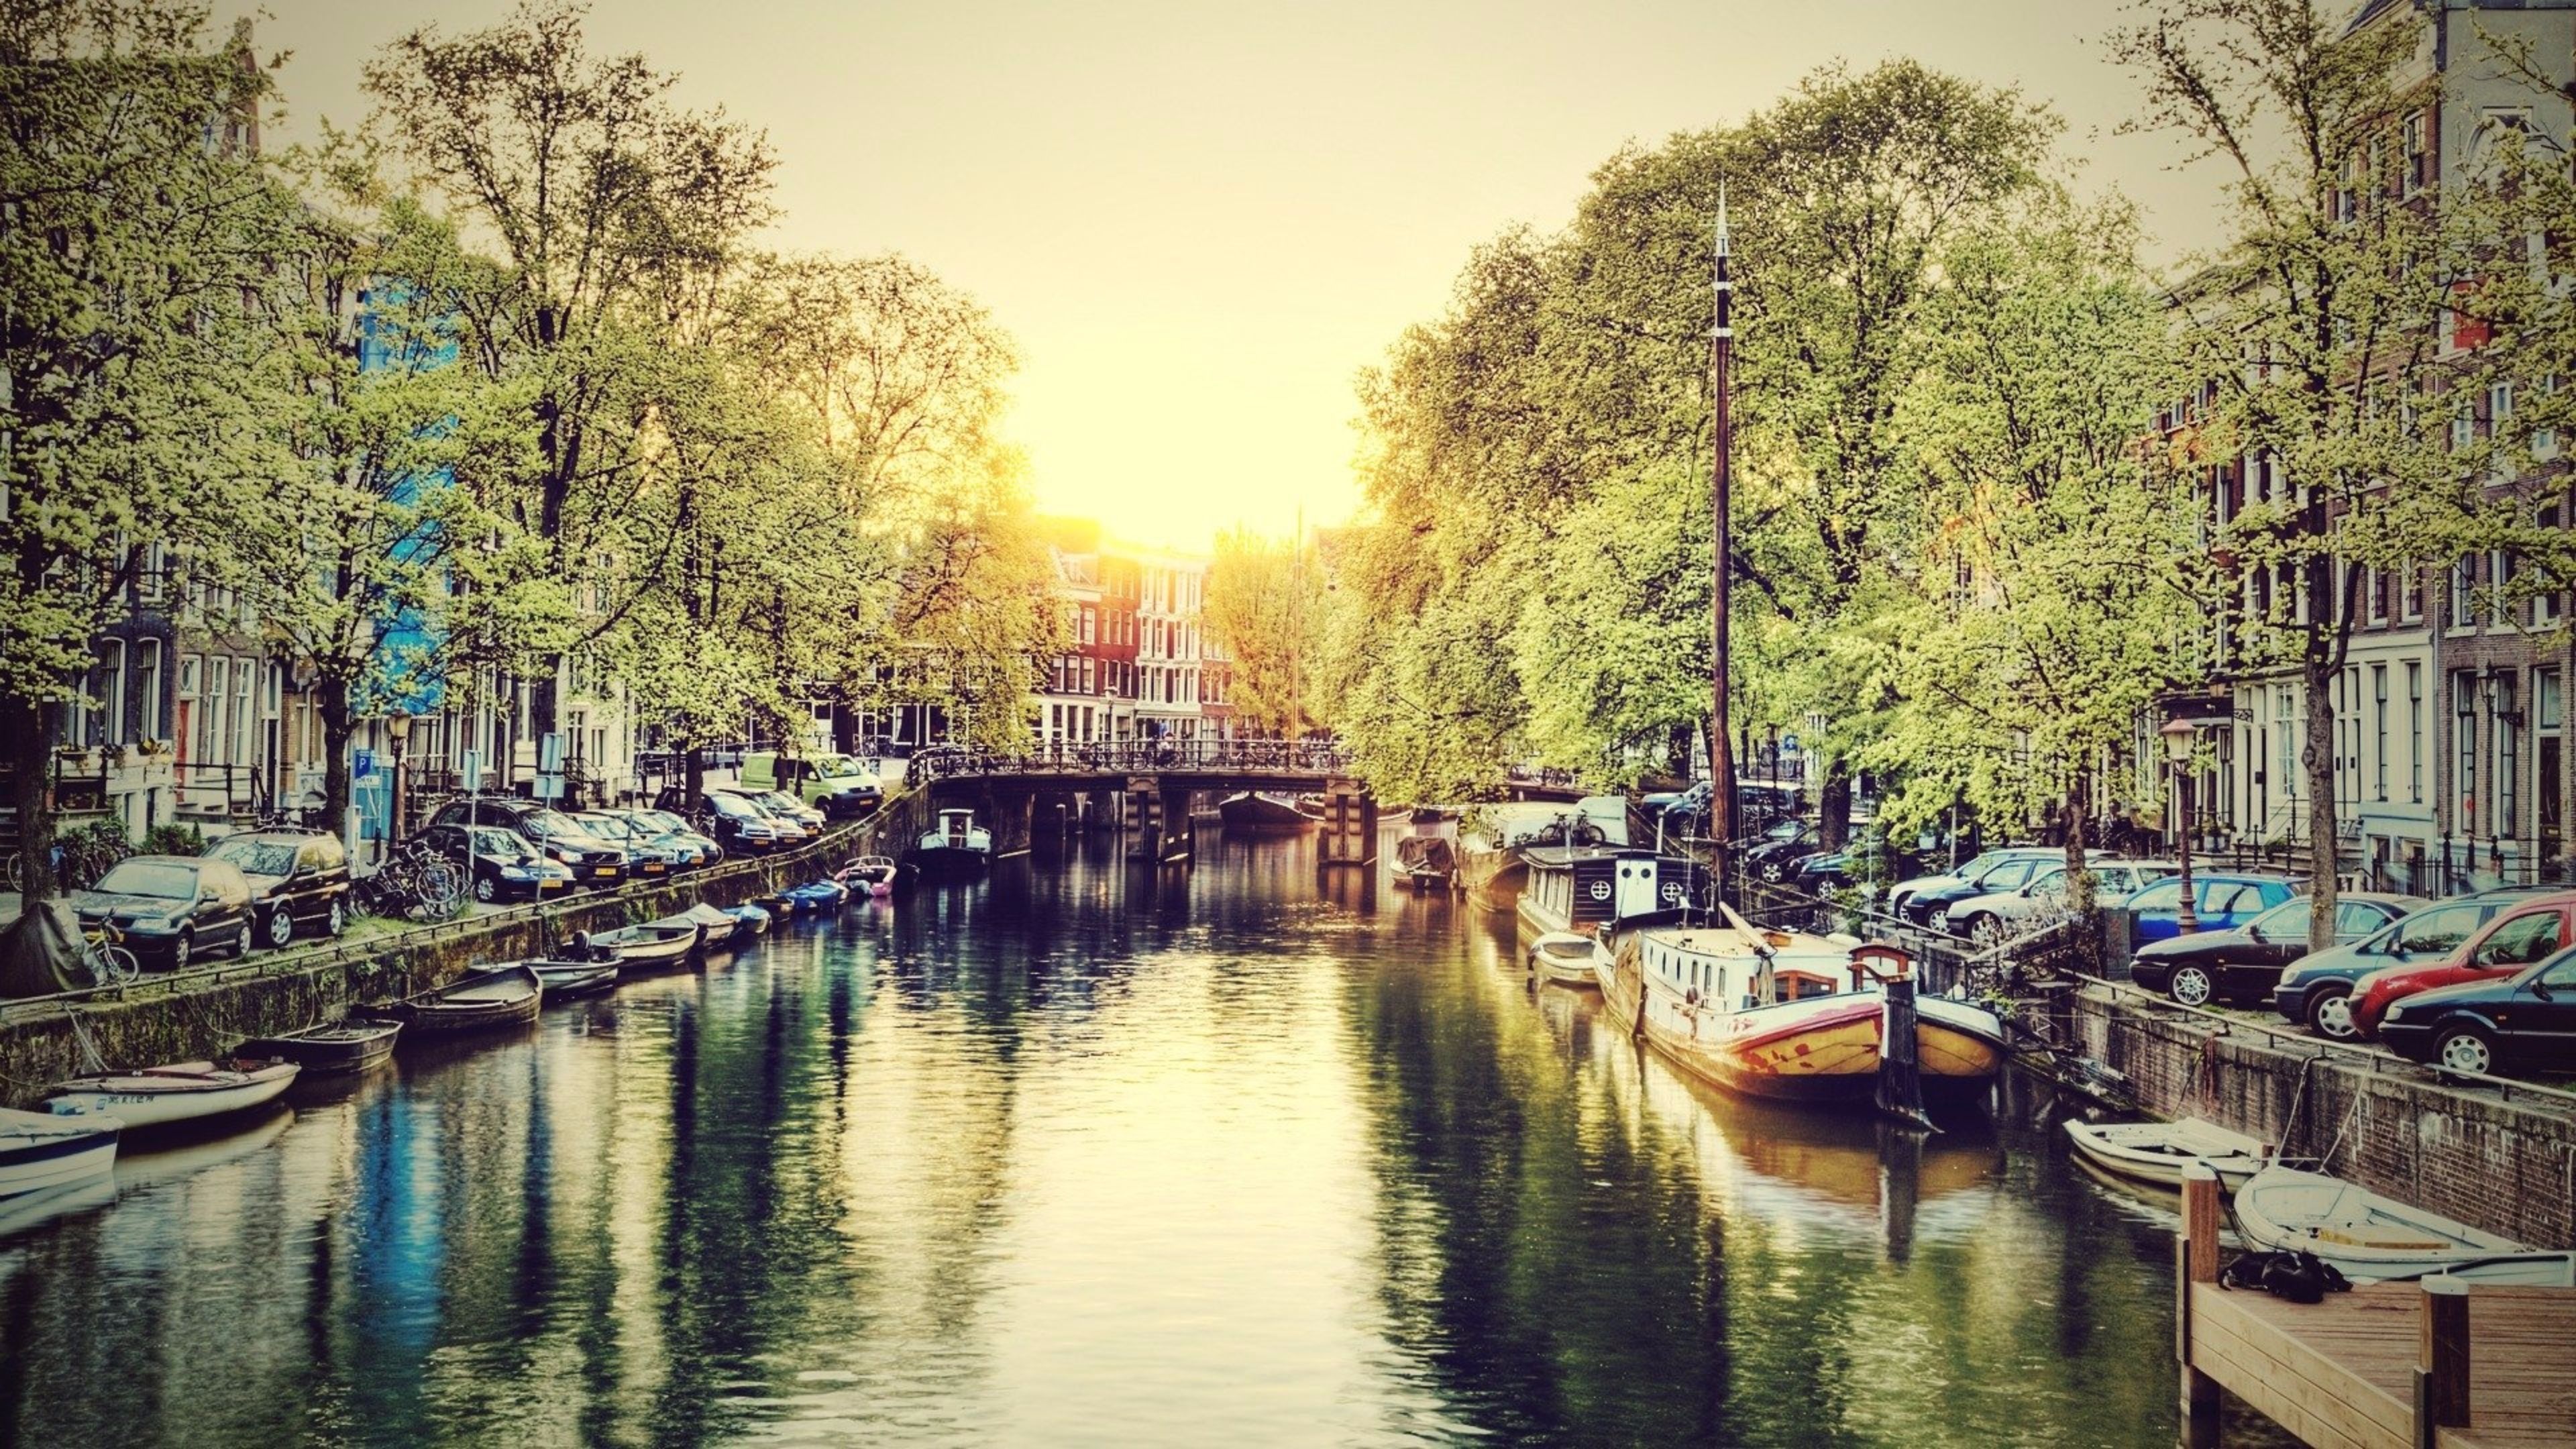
top-left (910, 738), bottom-right (1352, 783)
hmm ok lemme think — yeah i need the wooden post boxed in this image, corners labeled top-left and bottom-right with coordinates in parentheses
top-left (2415, 1275), bottom-right (2471, 1446)
top-left (2178, 1165), bottom-right (2222, 1448)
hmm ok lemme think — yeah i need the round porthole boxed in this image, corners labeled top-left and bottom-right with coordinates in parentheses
top-left (1588, 881), bottom-right (1612, 902)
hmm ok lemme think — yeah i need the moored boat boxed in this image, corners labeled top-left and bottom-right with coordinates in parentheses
top-left (235, 1020), bottom-right (401, 1077)
top-left (2063, 1117), bottom-right (2266, 1191)
top-left (660, 903), bottom-right (741, 949)
top-left (839, 855), bottom-right (901, 898)
top-left (913, 808), bottom-right (993, 875)
top-left (2231, 1166), bottom-right (2576, 1285)
top-left (1595, 908), bottom-right (2006, 1106)
top-left (39, 1058), bottom-right (301, 1130)
top-left (0, 1107), bottom-right (120, 1197)
top-left (1216, 792), bottom-right (1322, 830)
top-left (369, 963), bottom-right (544, 1034)
top-left (1527, 931), bottom-right (1602, 987)
top-left (1516, 847), bottom-right (1706, 938)
top-left (525, 958), bottom-right (620, 999)
top-left (1393, 835), bottom-right (1458, 892)
top-left (726, 903), bottom-right (773, 934)
top-left (580, 921), bottom-right (701, 967)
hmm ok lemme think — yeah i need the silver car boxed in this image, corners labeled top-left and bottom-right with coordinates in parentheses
top-left (1945, 861), bottom-right (2179, 949)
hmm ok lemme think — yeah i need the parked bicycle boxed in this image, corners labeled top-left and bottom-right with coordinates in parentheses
top-left (78, 920), bottom-right (140, 987)
top-left (352, 838), bottom-right (466, 921)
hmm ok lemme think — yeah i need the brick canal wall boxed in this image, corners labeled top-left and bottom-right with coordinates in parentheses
top-left (2029, 983), bottom-right (2576, 1250)
top-left (0, 792), bottom-right (934, 1109)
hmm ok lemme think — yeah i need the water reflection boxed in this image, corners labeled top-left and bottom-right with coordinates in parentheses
top-left (2, 832), bottom-right (2198, 1446)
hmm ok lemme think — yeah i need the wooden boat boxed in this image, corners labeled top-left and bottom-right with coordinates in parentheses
top-left (0, 1106), bottom-right (120, 1197)
top-left (1527, 931), bottom-right (1602, 987)
top-left (1517, 847), bottom-right (1706, 938)
top-left (913, 808), bottom-right (993, 874)
top-left (38, 1057), bottom-right (301, 1130)
top-left (659, 903), bottom-right (740, 949)
top-left (781, 879), bottom-right (847, 911)
top-left (1457, 799), bottom-right (1631, 911)
top-left (1216, 792), bottom-right (1322, 829)
top-left (525, 959), bottom-right (619, 1000)
top-left (370, 964), bottom-right (544, 1034)
top-left (839, 855), bottom-right (901, 898)
top-left (2063, 1117), bottom-right (2266, 1191)
top-left (579, 921), bottom-right (701, 967)
top-left (235, 1019), bottom-right (401, 1077)
top-left (2231, 1166), bottom-right (2576, 1285)
top-left (1393, 835), bottom-right (1457, 892)
top-left (1595, 908), bottom-right (2006, 1105)
top-left (726, 903), bottom-right (772, 935)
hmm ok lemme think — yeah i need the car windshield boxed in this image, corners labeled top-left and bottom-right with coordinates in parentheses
top-left (641, 810), bottom-right (690, 833)
top-left (2247, 899), bottom-right (2309, 936)
top-left (93, 860), bottom-right (197, 899)
top-left (527, 810), bottom-right (584, 837)
top-left (576, 814), bottom-right (633, 841)
top-left (472, 828), bottom-right (531, 858)
top-left (207, 839), bottom-right (297, 876)
top-left (762, 792), bottom-right (807, 813)
top-left (710, 795), bottom-right (758, 818)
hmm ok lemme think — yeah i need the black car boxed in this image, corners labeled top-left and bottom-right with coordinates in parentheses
top-left (2129, 893), bottom-right (2424, 1006)
top-left (1743, 822), bottom-right (1820, 881)
top-left (655, 788), bottom-right (794, 853)
top-left (419, 822), bottom-right (577, 903)
top-left (428, 797), bottom-right (627, 888)
top-left (2376, 944), bottom-right (2576, 1077)
top-left (203, 828), bottom-right (352, 948)
top-left (69, 855), bottom-right (256, 969)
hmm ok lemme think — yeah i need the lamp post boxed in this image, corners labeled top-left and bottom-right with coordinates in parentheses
top-left (386, 713), bottom-right (413, 849)
top-left (2160, 718), bottom-right (2200, 935)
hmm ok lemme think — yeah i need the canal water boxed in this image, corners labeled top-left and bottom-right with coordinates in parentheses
top-left (3, 830), bottom-right (2217, 1447)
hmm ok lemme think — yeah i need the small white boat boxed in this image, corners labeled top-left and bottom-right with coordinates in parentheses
top-left (2063, 1117), bottom-right (2266, 1191)
top-left (914, 810), bottom-right (993, 874)
top-left (661, 903), bottom-right (741, 949)
top-left (2232, 1166), bottom-right (2576, 1285)
top-left (40, 1059), bottom-right (300, 1131)
top-left (839, 855), bottom-right (901, 898)
top-left (1527, 932), bottom-right (1602, 988)
top-left (0, 1107), bottom-right (121, 1197)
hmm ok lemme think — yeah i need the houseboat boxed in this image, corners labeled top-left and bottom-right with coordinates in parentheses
top-left (1515, 847), bottom-right (1707, 940)
top-left (1595, 908), bottom-right (2006, 1106)
top-left (1457, 796), bottom-right (1632, 910)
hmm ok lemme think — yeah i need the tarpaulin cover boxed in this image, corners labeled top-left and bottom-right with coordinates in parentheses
top-left (0, 900), bottom-right (85, 998)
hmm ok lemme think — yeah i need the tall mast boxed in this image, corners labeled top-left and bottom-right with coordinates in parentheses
top-left (1709, 186), bottom-right (1737, 900)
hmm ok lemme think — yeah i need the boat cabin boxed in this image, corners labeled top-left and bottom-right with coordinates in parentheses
top-left (1522, 849), bottom-right (1707, 931)
top-left (1632, 926), bottom-right (1847, 1010)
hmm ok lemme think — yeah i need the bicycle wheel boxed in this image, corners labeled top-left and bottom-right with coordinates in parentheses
top-left (421, 862), bottom-right (464, 912)
top-left (87, 943), bottom-right (140, 987)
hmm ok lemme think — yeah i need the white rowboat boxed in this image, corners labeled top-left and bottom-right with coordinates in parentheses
top-left (1527, 932), bottom-right (1602, 987)
top-left (40, 1059), bottom-right (300, 1131)
top-left (2063, 1118), bottom-right (2267, 1191)
top-left (2232, 1166), bottom-right (2576, 1285)
top-left (0, 1107), bottom-right (120, 1197)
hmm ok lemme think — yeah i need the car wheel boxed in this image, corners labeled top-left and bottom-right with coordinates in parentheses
top-left (264, 906), bottom-right (296, 949)
top-left (474, 875), bottom-right (497, 904)
top-left (171, 928), bottom-right (192, 971)
top-left (2306, 987), bottom-right (2357, 1041)
top-left (235, 919), bottom-right (256, 958)
top-left (2168, 965), bottom-right (2214, 1008)
top-left (1969, 915), bottom-right (2008, 951)
top-left (327, 900), bottom-right (345, 937)
top-left (2433, 1024), bottom-right (2496, 1077)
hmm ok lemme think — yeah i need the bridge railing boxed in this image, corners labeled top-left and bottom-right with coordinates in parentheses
top-left (910, 739), bottom-right (1352, 783)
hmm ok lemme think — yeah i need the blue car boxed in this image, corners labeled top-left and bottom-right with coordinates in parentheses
top-left (2123, 872), bottom-right (2300, 952)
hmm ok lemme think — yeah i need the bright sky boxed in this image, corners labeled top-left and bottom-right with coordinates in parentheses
top-left (254, 0), bottom-right (2219, 552)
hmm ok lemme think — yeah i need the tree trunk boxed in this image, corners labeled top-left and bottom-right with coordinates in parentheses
top-left (1817, 765), bottom-right (1852, 853)
top-left (682, 744), bottom-right (704, 811)
top-left (2304, 658), bottom-right (2341, 953)
top-left (5, 696), bottom-right (56, 904)
top-left (318, 676), bottom-right (354, 840)
top-left (2062, 773), bottom-right (2098, 975)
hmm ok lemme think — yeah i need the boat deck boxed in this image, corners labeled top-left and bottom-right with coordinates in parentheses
top-left (2177, 1171), bottom-right (2576, 1447)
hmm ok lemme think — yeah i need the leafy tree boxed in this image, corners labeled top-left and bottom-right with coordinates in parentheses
top-left (1203, 526), bottom-right (1326, 738)
top-left (2112, 0), bottom-right (2470, 948)
top-left (0, 1), bottom-right (294, 899)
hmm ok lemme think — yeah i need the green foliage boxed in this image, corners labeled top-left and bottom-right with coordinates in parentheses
top-left (1203, 527), bottom-right (1326, 737)
top-left (140, 823), bottom-right (206, 857)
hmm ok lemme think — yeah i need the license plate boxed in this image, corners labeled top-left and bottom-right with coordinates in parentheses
top-left (644, 863), bottom-right (665, 873)
top-left (541, 880), bottom-right (566, 892)
top-left (594, 867), bottom-right (618, 878)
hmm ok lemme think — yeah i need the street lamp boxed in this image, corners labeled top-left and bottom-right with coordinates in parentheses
top-left (2159, 717), bottom-right (2200, 935)
top-left (386, 713), bottom-right (413, 848)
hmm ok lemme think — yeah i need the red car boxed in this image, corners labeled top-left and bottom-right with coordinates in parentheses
top-left (2349, 891), bottom-right (2576, 1038)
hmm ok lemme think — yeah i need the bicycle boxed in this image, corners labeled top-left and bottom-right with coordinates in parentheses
top-left (78, 921), bottom-right (140, 987)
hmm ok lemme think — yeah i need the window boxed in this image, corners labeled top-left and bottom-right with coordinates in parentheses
top-left (233, 657), bottom-right (254, 766)
top-left (199, 657), bottom-right (225, 761)
top-left (2490, 549), bottom-right (2515, 625)
top-left (2455, 671), bottom-right (2479, 827)
top-left (2365, 564), bottom-right (2386, 624)
top-left (2396, 904), bottom-right (2477, 956)
top-left (137, 640), bottom-right (162, 743)
top-left (2407, 663), bottom-right (2424, 802)
top-left (2334, 900), bottom-right (2389, 937)
top-left (2400, 559), bottom-right (2424, 621)
top-left (2372, 664), bottom-right (2388, 800)
top-left (2451, 557), bottom-right (2475, 627)
top-left (2538, 375), bottom-right (2561, 458)
top-left (2496, 674), bottom-right (2521, 836)
top-left (2403, 112), bottom-right (2428, 195)
top-left (2473, 909), bottom-right (2565, 967)
top-left (2543, 511), bottom-right (2566, 626)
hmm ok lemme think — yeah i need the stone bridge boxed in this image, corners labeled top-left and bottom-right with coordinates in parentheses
top-left (905, 741), bottom-right (1582, 866)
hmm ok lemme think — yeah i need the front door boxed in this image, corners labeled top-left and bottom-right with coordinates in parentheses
top-left (1613, 857), bottom-right (1661, 919)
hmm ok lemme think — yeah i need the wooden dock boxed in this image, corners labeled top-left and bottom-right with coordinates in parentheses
top-left (2176, 1166), bottom-right (2576, 1447)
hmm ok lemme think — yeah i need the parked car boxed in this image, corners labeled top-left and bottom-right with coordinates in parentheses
top-left (570, 810), bottom-right (686, 879)
top-left (662, 789), bottom-right (794, 853)
top-left (1745, 822), bottom-right (1821, 882)
top-left (427, 797), bottom-right (627, 889)
top-left (2349, 890), bottom-right (2576, 1038)
top-left (1888, 848), bottom-right (2044, 924)
top-left (721, 787), bottom-right (824, 839)
top-left (2129, 893), bottom-right (2423, 1006)
top-left (1944, 860), bottom-right (2178, 950)
top-left (203, 827), bottom-right (352, 948)
top-left (626, 808), bottom-right (724, 867)
top-left (2123, 872), bottom-right (2300, 950)
top-left (68, 855), bottom-right (255, 969)
top-left (1795, 832), bottom-right (1915, 896)
top-left (420, 822), bottom-right (576, 903)
top-left (2375, 944), bottom-right (2576, 1076)
top-left (2273, 888), bottom-right (2548, 1039)
top-left (1909, 850), bottom-right (2100, 932)
top-left (744, 751), bottom-right (883, 818)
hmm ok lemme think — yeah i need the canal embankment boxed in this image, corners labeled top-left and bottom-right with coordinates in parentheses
top-left (0, 790), bottom-right (933, 1108)
top-left (2023, 979), bottom-right (2576, 1251)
